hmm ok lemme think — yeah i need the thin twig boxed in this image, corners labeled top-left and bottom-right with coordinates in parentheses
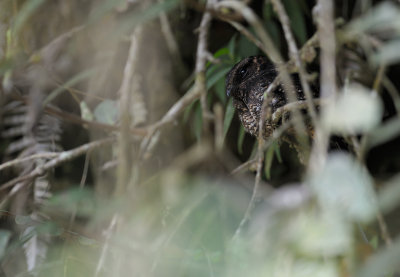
top-left (271, 0), bottom-right (317, 124)
top-left (116, 27), bottom-right (142, 196)
top-left (196, 0), bottom-right (215, 128)
top-left (376, 211), bottom-right (393, 247)
top-left (232, 66), bottom-right (273, 240)
top-left (95, 214), bottom-right (119, 276)
top-left (230, 158), bottom-right (257, 175)
top-left (10, 92), bottom-right (148, 136)
top-left (272, 99), bottom-right (323, 125)
top-left (227, 21), bottom-right (267, 53)
top-left (0, 152), bottom-right (59, 171)
top-left (309, 0), bottom-right (337, 175)
top-left (315, 0), bottom-right (337, 99)
top-left (0, 137), bottom-right (115, 191)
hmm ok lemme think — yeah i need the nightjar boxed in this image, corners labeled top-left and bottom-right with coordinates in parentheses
top-left (225, 56), bottom-right (307, 139)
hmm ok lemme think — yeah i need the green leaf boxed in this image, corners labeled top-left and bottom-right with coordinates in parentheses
top-left (322, 84), bottom-right (383, 134)
top-left (194, 103), bottom-right (203, 141)
top-left (287, 209), bottom-right (352, 257)
top-left (0, 230), bottom-right (11, 260)
top-left (213, 47), bottom-right (230, 59)
top-left (227, 35), bottom-right (237, 58)
top-left (283, 0), bottom-right (307, 45)
top-left (206, 66), bottom-right (231, 90)
top-left (264, 143), bottom-right (276, 180)
top-left (183, 99), bottom-right (197, 123)
top-left (93, 99), bottom-right (119, 124)
top-left (13, 0), bottom-right (46, 35)
top-left (309, 152), bottom-right (377, 222)
top-left (274, 142), bottom-right (282, 163)
top-left (223, 98), bottom-right (235, 140)
top-left (237, 125), bottom-right (246, 155)
top-left (263, 2), bottom-right (274, 19)
top-left (214, 78), bottom-right (227, 104)
top-left (237, 33), bottom-right (258, 58)
top-left (80, 101), bottom-right (94, 122)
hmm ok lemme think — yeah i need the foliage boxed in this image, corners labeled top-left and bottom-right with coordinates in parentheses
top-left (0, 0), bottom-right (400, 276)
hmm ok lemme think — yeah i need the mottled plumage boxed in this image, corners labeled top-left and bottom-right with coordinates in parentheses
top-left (225, 56), bottom-right (304, 138)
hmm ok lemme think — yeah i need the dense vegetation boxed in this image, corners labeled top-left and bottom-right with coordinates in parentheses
top-left (1, 0), bottom-right (400, 276)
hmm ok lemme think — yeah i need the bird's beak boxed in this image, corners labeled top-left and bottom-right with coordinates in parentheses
top-left (226, 88), bottom-right (231, 97)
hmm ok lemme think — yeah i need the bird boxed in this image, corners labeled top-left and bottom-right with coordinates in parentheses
top-left (225, 56), bottom-right (310, 139)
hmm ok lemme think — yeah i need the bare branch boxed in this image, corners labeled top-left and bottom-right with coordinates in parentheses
top-left (0, 137), bottom-right (115, 191)
top-left (271, 0), bottom-right (318, 124)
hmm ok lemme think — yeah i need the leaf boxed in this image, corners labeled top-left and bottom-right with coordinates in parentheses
top-left (206, 65), bottom-right (232, 89)
top-left (13, 0), bottom-right (46, 35)
top-left (283, 0), bottom-right (307, 45)
top-left (372, 39), bottom-right (400, 66)
top-left (0, 229), bottom-right (11, 260)
top-left (346, 2), bottom-right (400, 36)
top-left (274, 142), bottom-right (282, 163)
top-left (237, 33), bottom-right (258, 58)
top-left (287, 209), bottom-right (352, 257)
top-left (223, 98), bottom-right (235, 140)
top-left (193, 103), bottom-right (203, 141)
top-left (237, 125), bottom-right (246, 155)
top-left (93, 99), bottom-right (119, 125)
top-left (227, 35), bottom-right (237, 59)
top-left (214, 77), bottom-right (227, 104)
top-left (309, 152), bottom-right (377, 222)
top-left (322, 84), bottom-right (383, 134)
top-left (367, 116), bottom-right (400, 148)
top-left (80, 101), bottom-right (94, 122)
top-left (264, 142), bottom-right (276, 180)
top-left (183, 99), bottom-right (197, 123)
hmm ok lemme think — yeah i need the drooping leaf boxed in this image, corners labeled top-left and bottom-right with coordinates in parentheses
top-left (223, 98), bottom-right (235, 140)
top-left (194, 103), bottom-right (203, 141)
top-left (237, 125), bottom-right (246, 155)
top-left (264, 142), bottom-right (276, 180)
top-left (206, 66), bottom-right (231, 90)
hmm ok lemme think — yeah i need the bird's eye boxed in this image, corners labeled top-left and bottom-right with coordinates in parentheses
top-left (239, 68), bottom-right (247, 77)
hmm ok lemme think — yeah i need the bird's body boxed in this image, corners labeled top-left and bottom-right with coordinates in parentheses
top-left (225, 56), bottom-right (308, 139)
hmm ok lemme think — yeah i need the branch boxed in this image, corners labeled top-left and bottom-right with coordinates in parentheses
top-left (0, 137), bottom-right (115, 191)
top-left (271, 0), bottom-right (318, 125)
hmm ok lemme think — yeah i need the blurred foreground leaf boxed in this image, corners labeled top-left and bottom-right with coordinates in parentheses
top-left (322, 84), bottom-right (383, 134)
top-left (309, 152), bottom-right (377, 222)
top-left (94, 99), bottom-right (118, 125)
